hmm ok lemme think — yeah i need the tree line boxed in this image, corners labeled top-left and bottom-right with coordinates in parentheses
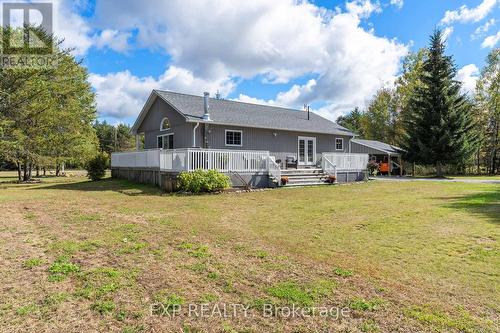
top-left (337, 30), bottom-right (499, 176)
top-left (0, 27), bottom-right (135, 181)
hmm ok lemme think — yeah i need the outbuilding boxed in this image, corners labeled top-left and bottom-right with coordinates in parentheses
top-left (351, 139), bottom-right (405, 176)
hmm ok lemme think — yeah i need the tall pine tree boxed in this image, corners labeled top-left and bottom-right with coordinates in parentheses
top-left (403, 30), bottom-right (479, 176)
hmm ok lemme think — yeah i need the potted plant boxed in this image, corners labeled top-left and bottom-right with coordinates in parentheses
top-left (367, 160), bottom-right (379, 176)
top-left (281, 176), bottom-right (289, 185)
top-left (327, 175), bottom-right (336, 183)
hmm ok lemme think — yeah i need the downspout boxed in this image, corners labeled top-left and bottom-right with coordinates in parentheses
top-left (192, 122), bottom-right (200, 147)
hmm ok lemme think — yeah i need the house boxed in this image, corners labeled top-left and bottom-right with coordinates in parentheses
top-left (111, 90), bottom-right (369, 189)
top-left (351, 139), bottom-right (405, 175)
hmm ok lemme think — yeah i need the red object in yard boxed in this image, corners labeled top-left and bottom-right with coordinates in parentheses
top-left (379, 162), bottom-right (389, 174)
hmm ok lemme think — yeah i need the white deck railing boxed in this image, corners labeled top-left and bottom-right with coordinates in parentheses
top-left (268, 156), bottom-right (282, 183)
top-left (161, 148), bottom-right (269, 173)
top-left (321, 155), bottom-right (337, 178)
top-left (322, 153), bottom-right (368, 171)
top-left (111, 149), bottom-right (161, 169)
top-left (111, 149), bottom-right (368, 177)
top-left (112, 148), bottom-right (270, 173)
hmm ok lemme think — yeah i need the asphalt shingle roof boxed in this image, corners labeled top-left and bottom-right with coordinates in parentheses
top-left (352, 139), bottom-right (404, 154)
top-left (155, 90), bottom-right (354, 136)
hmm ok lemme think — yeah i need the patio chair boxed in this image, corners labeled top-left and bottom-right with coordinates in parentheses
top-left (285, 155), bottom-right (297, 169)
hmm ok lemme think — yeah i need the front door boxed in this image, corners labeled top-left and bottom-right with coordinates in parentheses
top-left (298, 136), bottom-right (316, 166)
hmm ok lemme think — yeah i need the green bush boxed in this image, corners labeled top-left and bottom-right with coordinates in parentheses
top-left (177, 169), bottom-right (231, 193)
top-left (86, 153), bottom-right (108, 181)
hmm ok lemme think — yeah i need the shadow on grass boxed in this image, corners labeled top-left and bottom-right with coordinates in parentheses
top-left (30, 178), bottom-right (164, 196)
top-left (439, 189), bottom-right (500, 224)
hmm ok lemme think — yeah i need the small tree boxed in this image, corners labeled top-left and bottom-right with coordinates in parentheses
top-left (86, 153), bottom-right (108, 181)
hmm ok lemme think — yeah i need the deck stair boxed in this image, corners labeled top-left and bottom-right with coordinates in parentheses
top-left (281, 168), bottom-right (331, 187)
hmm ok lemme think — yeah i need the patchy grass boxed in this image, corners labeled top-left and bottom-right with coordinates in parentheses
top-left (90, 300), bottom-right (116, 315)
top-left (360, 319), bottom-right (380, 332)
top-left (333, 267), bottom-right (353, 277)
top-left (267, 279), bottom-right (336, 307)
top-left (349, 297), bottom-right (385, 311)
top-left (403, 305), bottom-right (489, 332)
top-left (0, 173), bottom-right (499, 332)
top-left (23, 258), bottom-right (44, 269)
top-left (48, 256), bottom-right (80, 282)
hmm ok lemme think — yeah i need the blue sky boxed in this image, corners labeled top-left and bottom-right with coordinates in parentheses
top-left (46, 0), bottom-right (500, 125)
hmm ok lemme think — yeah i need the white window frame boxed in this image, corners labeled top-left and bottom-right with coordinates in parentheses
top-left (160, 117), bottom-right (171, 131)
top-left (157, 133), bottom-right (174, 149)
top-left (225, 129), bottom-right (243, 147)
top-left (335, 138), bottom-right (344, 151)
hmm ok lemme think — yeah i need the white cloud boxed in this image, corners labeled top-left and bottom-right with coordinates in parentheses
top-left (53, 0), bottom-right (93, 56)
top-left (471, 18), bottom-right (496, 39)
top-left (345, 0), bottom-right (382, 18)
top-left (456, 64), bottom-right (479, 95)
top-left (481, 30), bottom-right (500, 47)
top-left (441, 0), bottom-right (498, 25)
top-left (390, 0), bottom-right (404, 10)
top-left (94, 29), bottom-right (132, 53)
top-left (442, 26), bottom-right (454, 41)
top-left (89, 67), bottom-right (235, 118)
top-left (88, 0), bottom-right (407, 120)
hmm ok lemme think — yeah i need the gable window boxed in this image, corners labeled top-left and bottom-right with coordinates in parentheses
top-left (225, 130), bottom-right (242, 147)
top-left (335, 138), bottom-right (344, 151)
top-left (160, 117), bottom-right (171, 131)
top-left (157, 133), bottom-right (174, 149)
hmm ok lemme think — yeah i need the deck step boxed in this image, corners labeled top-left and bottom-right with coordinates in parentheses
top-left (281, 167), bottom-right (334, 187)
top-left (282, 168), bottom-right (322, 175)
top-left (284, 173), bottom-right (327, 180)
top-left (285, 182), bottom-right (331, 187)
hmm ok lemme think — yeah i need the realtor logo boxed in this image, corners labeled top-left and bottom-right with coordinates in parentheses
top-left (2, 2), bottom-right (53, 55)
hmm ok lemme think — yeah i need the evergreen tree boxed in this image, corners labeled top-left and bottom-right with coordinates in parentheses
top-left (336, 107), bottom-right (364, 136)
top-left (94, 120), bottom-right (135, 154)
top-left (0, 27), bottom-right (98, 180)
top-left (402, 30), bottom-right (480, 176)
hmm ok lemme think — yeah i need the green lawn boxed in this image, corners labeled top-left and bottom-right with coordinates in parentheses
top-left (0, 173), bottom-right (498, 332)
top-left (448, 175), bottom-right (500, 180)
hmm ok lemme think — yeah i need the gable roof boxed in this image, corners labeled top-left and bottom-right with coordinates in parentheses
top-left (351, 139), bottom-right (405, 154)
top-left (132, 90), bottom-right (355, 136)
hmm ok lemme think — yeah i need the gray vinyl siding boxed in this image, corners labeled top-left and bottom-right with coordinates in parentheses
top-left (205, 124), bottom-right (351, 162)
top-left (138, 98), bottom-right (193, 149)
top-left (137, 98), bottom-right (352, 158)
top-left (351, 142), bottom-right (387, 155)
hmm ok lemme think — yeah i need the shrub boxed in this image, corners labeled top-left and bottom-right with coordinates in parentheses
top-left (86, 153), bottom-right (108, 181)
top-left (367, 160), bottom-right (379, 176)
top-left (177, 169), bottom-right (230, 193)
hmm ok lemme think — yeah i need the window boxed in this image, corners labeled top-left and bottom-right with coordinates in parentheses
top-left (225, 130), bottom-right (242, 146)
top-left (157, 134), bottom-right (174, 149)
top-left (160, 117), bottom-right (170, 131)
top-left (335, 138), bottom-right (343, 150)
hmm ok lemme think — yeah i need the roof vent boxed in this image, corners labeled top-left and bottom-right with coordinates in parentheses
top-left (203, 92), bottom-right (211, 121)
